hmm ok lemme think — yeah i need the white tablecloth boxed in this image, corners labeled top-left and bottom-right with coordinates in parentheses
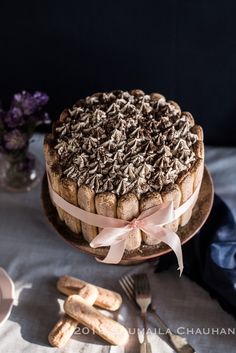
top-left (0, 134), bottom-right (235, 353)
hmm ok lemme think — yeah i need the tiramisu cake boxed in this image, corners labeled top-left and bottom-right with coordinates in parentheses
top-left (44, 90), bottom-right (204, 252)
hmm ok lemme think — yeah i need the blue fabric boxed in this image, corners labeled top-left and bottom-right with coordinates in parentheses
top-left (156, 194), bottom-right (236, 318)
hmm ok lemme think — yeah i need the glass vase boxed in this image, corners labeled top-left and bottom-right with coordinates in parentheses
top-left (0, 150), bottom-right (43, 192)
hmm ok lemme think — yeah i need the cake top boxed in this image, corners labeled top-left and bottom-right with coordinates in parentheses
top-left (53, 90), bottom-right (198, 197)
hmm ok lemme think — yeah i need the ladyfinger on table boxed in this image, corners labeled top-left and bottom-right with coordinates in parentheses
top-left (139, 192), bottom-right (162, 245)
top-left (48, 315), bottom-right (78, 348)
top-left (94, 286), bottom-right (122, 311)
top-left (95, 192), bottom-right (117, 232)
top-left (161, 184), bottom-right (182, 232)
top-left (57, 275), bottom-right (122, 311)
top-left (178, 172), bottom-right (194, 227)
top-left (77, 185), bottom-right (97, 242)
top-left (117, 193), bottom-right (142, 251)
top-left (48, 283), bottom-right (98, 348)
top-left (59, 177), bottom-right (81, 234)
top-left (64, 295), bottom-right (129, 346)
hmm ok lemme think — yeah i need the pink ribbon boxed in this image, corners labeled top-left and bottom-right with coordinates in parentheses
top-left (47, 171), bottom-right (200, 275)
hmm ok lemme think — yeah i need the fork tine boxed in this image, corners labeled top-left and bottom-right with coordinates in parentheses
top-left (134, 273), bottom-right (151, 296)
top-left (126, 274), bottom-right (134, 285)
top-left (119, 280), bottom-right (133, 301)
top-left (121, 277), bottom-right (134, 298)
top-left (122, 276), bottom-right (135, 297)
top-left (119, 275), bottom-right (135, 299)
top-left (119, 279), bottom-right (133, 301)
top-left (123, 275), bottom-right (134, 291)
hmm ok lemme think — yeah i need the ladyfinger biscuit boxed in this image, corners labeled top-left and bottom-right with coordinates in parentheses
top-left (193, 140), bottom-right (204, 160)
top-left (48, 166), bottom-right (65, 221)
top-left (95, 192), bottom-right (117, 232)
top-left (59, 108), bottom-right (69, 122)
top-left (59, 177), bottom-right (81, 234)
top-left (57, 275), bottom-right (122, 311)
top-left (178, 172), bottom-right (194, 227)
top-left (192, 126), bottom-right (204, 186)
top-left (43, 133), bottom-right (54, 167)
top-left (117, 193), bottom-right (142, 251)
top-left (140, 192), bottom-right (162, 245)
top-left (64, 295), bottom-right (129, 346)
top-left (182, 111), bottom-right (195, 127)
top-left (150, 92), bottom-right (166, 105)
top-left (48, 283), bottom-right (98, 347)
top-left (191, 124), bottom-right (204, 141)
top-left (162, 184), bottom-right (182, 232)
top-left (44, 134), bottom-right (64, 221)
top-left (75, 283), bottom-right (99, 306)
top-left (192, 125), bottom-right (204, 175)
top-left (186, 159), bottom-right (204, 218)
top-left (130, 89), bottom-right (145, 96)
top-left (168, 100), bottom-right (181, 115)
top-left (77, 185), bottom-right (97, 242)
top-left (95, 286), bottom-right (122, 312)
top-left (48, 315), bottom-right (78, 348)
top-left (191, 158), bottom-right (204, 191)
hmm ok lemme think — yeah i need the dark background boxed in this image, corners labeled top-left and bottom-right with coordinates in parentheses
top-left (0, 1), bottom-right (236, 145)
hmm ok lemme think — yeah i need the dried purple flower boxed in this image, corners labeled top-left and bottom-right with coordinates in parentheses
top-left (4, 107), bottom-right (24, 128)
top-left (13, 91), bottom-right (37, 115)
top-left (12, 91), bottom-right (49, 116)
top-left (4, 129), bottom-right (27, 150)
top-left (0, 90), bottom-right (50, 154)
top-left (33, 91), bottom-right (49, 107)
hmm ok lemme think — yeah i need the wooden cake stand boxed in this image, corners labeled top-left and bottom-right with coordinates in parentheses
top-left (41, 166), bottom-right (214, 265)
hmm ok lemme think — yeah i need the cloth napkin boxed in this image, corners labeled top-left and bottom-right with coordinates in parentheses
top-left (156, 194), bottom-right (236, 319)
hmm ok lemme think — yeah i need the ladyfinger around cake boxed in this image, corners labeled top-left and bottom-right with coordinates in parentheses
top-left (44, 89), bottom-right (204, 251)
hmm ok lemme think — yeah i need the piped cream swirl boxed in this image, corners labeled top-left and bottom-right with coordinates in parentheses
top-left (53, 90), bottom-right (198, 197)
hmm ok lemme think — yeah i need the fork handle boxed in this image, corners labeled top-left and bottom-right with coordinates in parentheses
top-left (149, 308), bottom-right (195, 353)
top-left (140, 341), bottom-right (147, 353)
top-left (140, 340), bottom-right (152, 353)
top-left (149, 307), bottom-right (169, 331)
top-left (145, 341), bottom-right (152, 353)
top-left (140, 313), bottom-right (152, 353)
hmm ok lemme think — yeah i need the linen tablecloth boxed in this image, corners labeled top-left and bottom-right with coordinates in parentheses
top-left (0, 134), bottom-right (235, 353)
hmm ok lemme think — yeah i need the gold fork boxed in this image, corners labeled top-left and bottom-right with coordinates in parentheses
top-left (119, 274), bottom-right (195, 353)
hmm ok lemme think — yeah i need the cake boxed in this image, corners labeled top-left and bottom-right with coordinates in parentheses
top-left (44, 89), bottom-right (204, 253)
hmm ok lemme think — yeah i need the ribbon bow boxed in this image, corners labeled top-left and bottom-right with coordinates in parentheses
top-left (89, 201), bottom-right (184, 274)
top-left (47, 172), bottom-right (200, 275)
